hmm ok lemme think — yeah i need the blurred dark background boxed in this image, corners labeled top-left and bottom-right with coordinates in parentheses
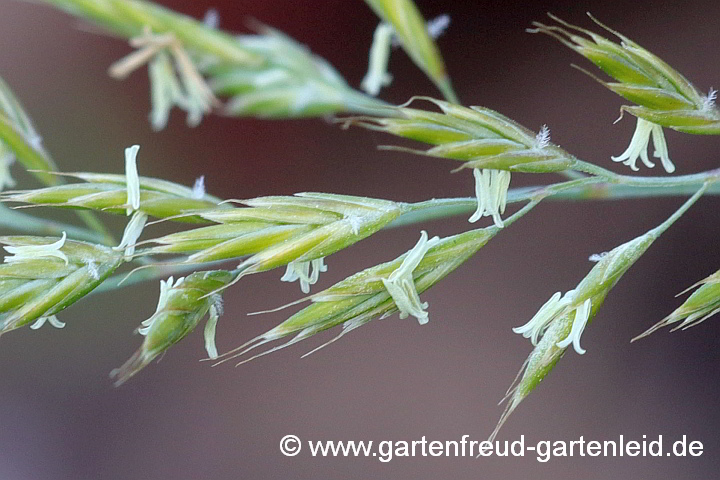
top-left (1, 0), bottom-right (719, 478)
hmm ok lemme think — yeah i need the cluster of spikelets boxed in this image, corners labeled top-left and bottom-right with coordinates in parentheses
top-left (530, 14), bottom-right (720, 173)
top-left (44, 0), bottom-right (395, 128)
top-left (0, 0), bottom-right (718, 443)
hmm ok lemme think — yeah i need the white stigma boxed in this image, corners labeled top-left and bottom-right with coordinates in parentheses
top-left (469, 168), bottom-right (511, 228)
top-left (382, 231), bottom-right (439, 325)
top-left (535, 124), bottom-right (551, 149)
top-left (703, 88), bottom-right (717, 110)
top-left (4, 232), bottom-right (68, 265)
top-left (612, 117), bottom-right (675, 173)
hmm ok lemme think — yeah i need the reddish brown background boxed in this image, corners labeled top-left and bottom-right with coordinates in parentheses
top-left (1, 0), bottom-right (719, 478)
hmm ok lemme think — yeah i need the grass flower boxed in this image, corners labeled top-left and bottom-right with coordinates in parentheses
top-left (2, 147), bottom-right (223, 221)
top-left (611, 117), bottom-right (674, 173)
top-left (361, 23), bottom-right (395, 96)
top-left (109, 27), bottom-right (219, 129)
top-left (363, 0), bottom-right (457, 102)
top-left (634, 269), bottom-right (720, 339)
top-left (344, 97), bottom-right (578, 174)
top-left (111, 270), bottom-right (232, 386)
top-left (213, 202), bottom-right (537, 367)
top-left (495, 186), bottom-right (707, 439)
top-left (140, 193), bottom-right (407, 292)
top-left (0, 235), bottom-right (124, 334)
top-left (531, 13), bottom-right (720, 172)
top-left (344, 99), bottom-right (571, 226)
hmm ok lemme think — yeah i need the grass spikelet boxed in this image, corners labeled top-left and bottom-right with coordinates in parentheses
top-left (634, 269), bottom-right (720, 340)
top-left (363, 0), bottom-right (457, 102)
top-left (111, 269), bottom-right (233, 385)
top-left (0, 235), bottom-right (123, 333)
top-left (343, 97), bottom-right (578, 173)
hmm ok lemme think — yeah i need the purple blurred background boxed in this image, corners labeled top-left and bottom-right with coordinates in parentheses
top-left (1, 0), bottom-right (719, 478)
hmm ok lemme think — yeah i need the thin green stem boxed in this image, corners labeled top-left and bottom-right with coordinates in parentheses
top-left (574, 160), bottom-right (720, 187)
top-left (83, 169), bottom-right (719, 294)
top-left (394, 173), bottom-right (720, 227)
top-left (649, 183), bottom-right (708, 237)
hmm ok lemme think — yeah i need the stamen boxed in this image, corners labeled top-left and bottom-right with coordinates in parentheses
top-left (513, 291), bottom-right (564, 345)
top-left (204, 304), bottom-right (220, 359)
top-left (4, 232), bottom-right (68, 265)
top-left (191, 175), bottom-right (206, 199)
top-left (611, 117), bottom-right (662, 171)
top-left (361, 22), bottom-right (394, 96)
top-left (382, 231), bottom-right (439, 324)
top-left (556, 298), bottom-right (592, 354)
top-left (114, 211), bottom-right (148, 260)
top-left (281, 258), bottom-right (328, 293)
top-left (469, 169), bottom-right (511, 228)
top-left (650, 123), bottom-right (675, 173)
top-left (124, 145), bottom-right (141, 215)
top-left (30, 315), bottom-right (65, 330)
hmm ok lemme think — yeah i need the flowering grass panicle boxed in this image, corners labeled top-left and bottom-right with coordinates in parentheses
top-left (5, 0), bottom-right (720, 444)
